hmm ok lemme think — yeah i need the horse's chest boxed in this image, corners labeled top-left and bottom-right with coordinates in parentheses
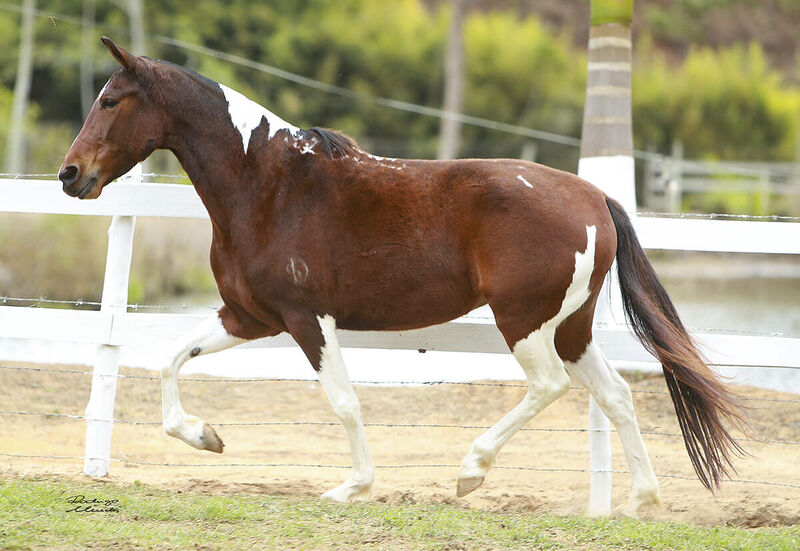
top-left (211, 237), bottom-right (315, 303)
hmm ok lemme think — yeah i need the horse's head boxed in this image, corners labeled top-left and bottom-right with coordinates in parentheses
top-left (59, 37), bottom-right (164, 199)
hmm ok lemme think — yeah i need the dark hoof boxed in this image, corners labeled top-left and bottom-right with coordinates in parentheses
top-left (201, 423), bottom-right (224, 453)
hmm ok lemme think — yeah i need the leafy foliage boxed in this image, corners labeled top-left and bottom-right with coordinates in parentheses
top-left (634, 41), bottom-right (799, 161)
top-left (0, 0), bottom-right (799, 175)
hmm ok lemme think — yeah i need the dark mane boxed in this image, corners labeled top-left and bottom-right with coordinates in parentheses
top-left (156, 59), bottom-right (228, 94)
top-left (154, 60), bottom-right (355, 160)
top-left (308, 127), bottom-right (357, 159)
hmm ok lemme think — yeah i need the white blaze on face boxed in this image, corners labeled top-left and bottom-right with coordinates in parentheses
top-left (219, 83), bottom-right (300, 154)
top-left (95, 79), bottom-right (111, 105)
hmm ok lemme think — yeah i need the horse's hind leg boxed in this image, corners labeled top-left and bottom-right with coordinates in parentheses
top-left (459, 224), bottom-right (600, 496)
top-left (457, 322), bottom-right (571, 497)
top-left (560, 333), bottom-right (661, 517)
top-left (161, 309), bottom-right (249, 452)
top-left (286, 313), bottom-right (374, 502)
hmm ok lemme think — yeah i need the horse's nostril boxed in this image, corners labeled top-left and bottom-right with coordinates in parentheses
top-left (58, 165), bottom-right (79, 186)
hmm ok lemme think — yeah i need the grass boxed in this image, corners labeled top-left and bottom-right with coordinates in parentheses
top-left (0, 473), bottom-right (798, 550)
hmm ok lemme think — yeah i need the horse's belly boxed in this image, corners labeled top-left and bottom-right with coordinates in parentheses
top-left (334, 272), bottom-right (483, 331)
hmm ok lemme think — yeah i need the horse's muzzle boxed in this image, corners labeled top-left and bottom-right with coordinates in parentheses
top-left (59, 166), bottom-right (97, 199)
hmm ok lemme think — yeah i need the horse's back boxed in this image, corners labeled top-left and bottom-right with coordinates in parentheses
top-left (438, 158), bottom-right (617, 288)
top-left (321, 157), bottom-right (617, 332)
top-left (441, 158), bottom-right (618, 342)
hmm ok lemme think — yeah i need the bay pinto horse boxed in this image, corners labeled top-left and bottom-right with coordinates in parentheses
top-left (59, 38), bottom-right (746, 517)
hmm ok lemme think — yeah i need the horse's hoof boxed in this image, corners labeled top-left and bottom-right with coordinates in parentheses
top-left (613, 487), bottom-right (661, 519)
top-left (321, 480), bottom-right (372, 502)
top-left (586, 505), bottom-right (612, 518)
top-left (456, 474), bottom-right (485, 497)
top-left (201, 423), bottom-right (224, 453)
top-left (612, 503), bottom-right (639, 519)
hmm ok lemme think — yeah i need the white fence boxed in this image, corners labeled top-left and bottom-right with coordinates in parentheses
top-left (642, 151), bottom-right (800, 214)
top-left (1, 168), bottom-right (800, 513)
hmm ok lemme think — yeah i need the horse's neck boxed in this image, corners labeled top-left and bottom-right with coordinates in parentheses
top-left (217, 84), bottom-right (300, 153)
top-left (165, 82), bottom-right (298, 226)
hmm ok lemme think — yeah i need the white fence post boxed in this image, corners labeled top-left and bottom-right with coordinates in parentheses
top-left (83, 165), bottom-right (140, 477)
top-left (587, 396), bottom-right (612, 516)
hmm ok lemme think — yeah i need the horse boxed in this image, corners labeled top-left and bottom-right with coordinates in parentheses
top-left (59, 37), bottom-right (746, 517)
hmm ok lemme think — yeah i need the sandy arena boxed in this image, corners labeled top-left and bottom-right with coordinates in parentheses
top-left (1, 362), bottom-right (798, 527)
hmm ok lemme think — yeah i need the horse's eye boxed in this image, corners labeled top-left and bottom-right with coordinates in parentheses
top-left (101, 98), bottom-right (118, 109)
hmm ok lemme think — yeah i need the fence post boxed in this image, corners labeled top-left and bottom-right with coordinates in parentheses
top-left (520, 141), bottom-right (538, 162)
top-left (83, 164), bottom-right (139, 477)
top-left (587, 396), bottom-right (612, 516)
top-left (757, 168), bottom-right (770, 215)
top-left (577, 0), bottom-right (637, 516)
top-left (666, 140), bottom-right (683, 213)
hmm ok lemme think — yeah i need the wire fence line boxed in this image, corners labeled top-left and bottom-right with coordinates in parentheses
top-left (1, 365), bottom-right (799, 492)
top-left (4, 363), bottom-right (799, 486)
top-left (1, 408), bottom-right (798, 448)
top-left (636, 211), bottom-right (800, 223)
top-left (2, 365), bottom-right (799, 404)
top-left (2, 451), bottom-right (799, 491)
top-left (0, 296), bottom-right (218, 312)
top-left (3, 294), bottom-right (799, 340)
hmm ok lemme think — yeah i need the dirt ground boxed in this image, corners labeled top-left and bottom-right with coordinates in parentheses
top-left (1, 362), bottom-right (798, 527)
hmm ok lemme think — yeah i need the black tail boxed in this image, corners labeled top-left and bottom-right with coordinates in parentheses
top-left (605, 197), bottom-right (747, 490)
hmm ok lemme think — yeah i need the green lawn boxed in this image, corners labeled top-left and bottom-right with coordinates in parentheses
top-left (0, 474), bottom-right (797, 550)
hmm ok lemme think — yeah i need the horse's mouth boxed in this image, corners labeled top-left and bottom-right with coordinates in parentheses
top-left (77, 176), bottom-right (98, 199)
top-left (62, 175), bottom-right (94, 199)
top-left (65, 176), bottom-right (99, 199)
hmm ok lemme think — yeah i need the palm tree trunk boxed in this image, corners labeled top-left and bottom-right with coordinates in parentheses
top-left (128, 0), bottom-right (146, 55)
top-left (578, 0), bottom-right (635, 211)
top-left (437, 0), bottom-right (465, 160)
top-left (578, 0), bottom-right (635, 519)
top-left (80, 0), bottom-right (96, 118)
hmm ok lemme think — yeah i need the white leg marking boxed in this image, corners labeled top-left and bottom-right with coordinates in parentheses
top-left (317, 315), bottom-right (374, 502)
top-left (564, 341), bottom-right (661, 517)
top-left (458, 325), bottom-right (571, 496)
top-left (219, 83), bottom-right (300, 153)
top-left (458, 225), bottom-right (597, 497)
top-left (161, 314), bottom-right (247, 452)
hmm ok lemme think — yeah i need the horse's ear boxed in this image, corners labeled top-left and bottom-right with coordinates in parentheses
top-left (101, 36), bottom-right (139, 72)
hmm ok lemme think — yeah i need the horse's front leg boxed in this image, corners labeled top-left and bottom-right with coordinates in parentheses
top-left (161, 309), bottom-right (249, 452)
top-left (287, 313), bottom-right (374, 502)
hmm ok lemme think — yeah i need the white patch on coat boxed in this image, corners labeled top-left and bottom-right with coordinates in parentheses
top-left (355, 151), bottom-right (406, 171)
top-left (219, 83), bottom-right (300, 154)
top-left (516, 224), bottom-right (598, 349)
top-left (517, 175), bottom-right (533, 188)
top-left (556, 224), bottom-right (597, 319)
top-left (298, 141), bottom-right (317, 155)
